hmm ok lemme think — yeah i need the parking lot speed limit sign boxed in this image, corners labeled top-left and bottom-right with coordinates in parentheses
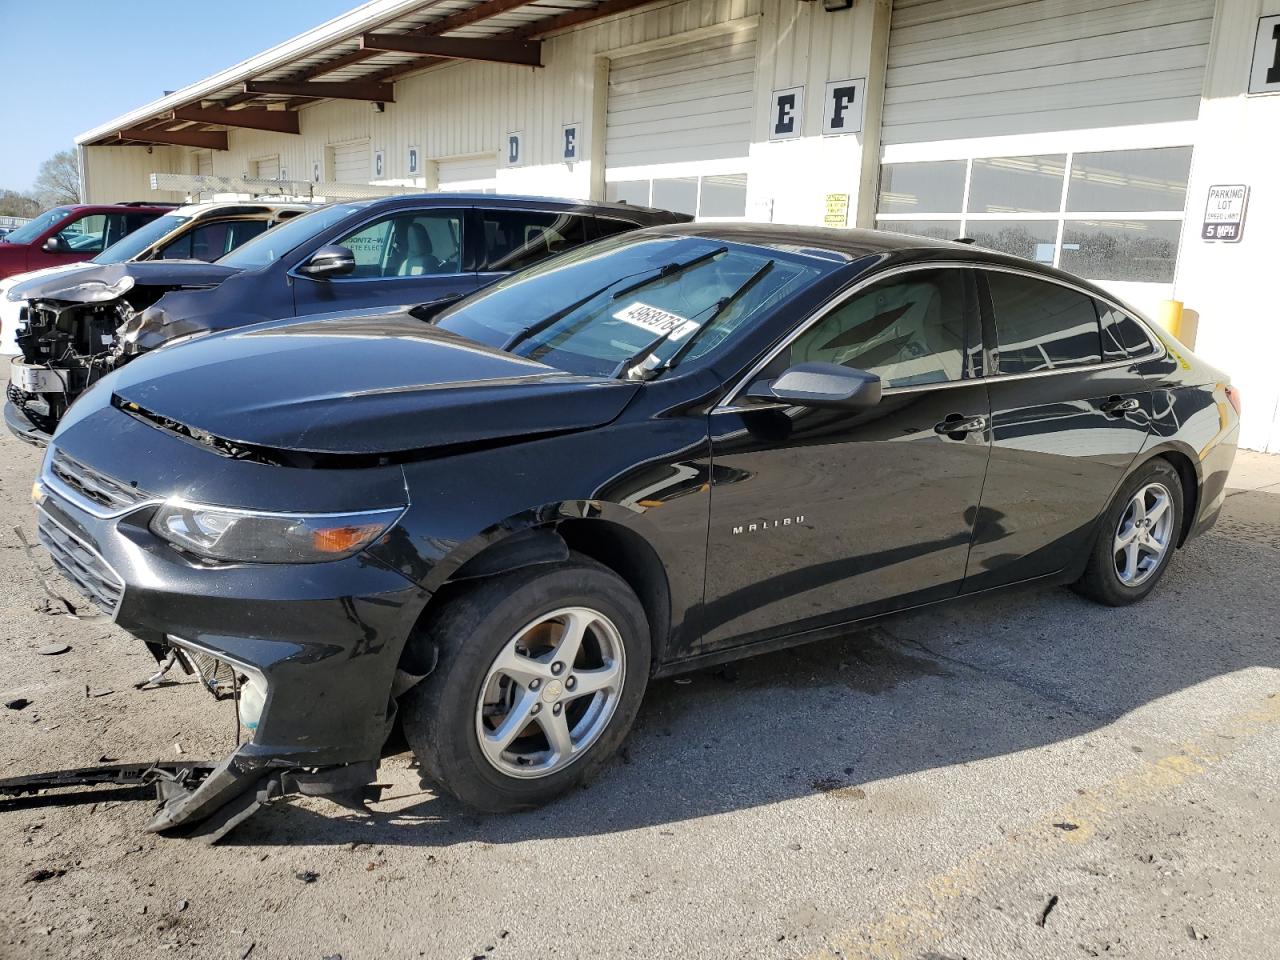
top-left (1201, 184), bottom-right (1249, 242)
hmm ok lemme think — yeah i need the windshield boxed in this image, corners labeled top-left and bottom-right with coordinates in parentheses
top-left (217, 203), bottom-right (360, 270)
top-left (436, 234), bottom-right (831, 377)
top-left (2, 208), bottom-right (71, 245)
top-left (92, 214), bottom-right (190, 264)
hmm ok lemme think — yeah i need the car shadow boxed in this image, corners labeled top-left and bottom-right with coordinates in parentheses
top-left (223, 480), bottom-right (1280, 848)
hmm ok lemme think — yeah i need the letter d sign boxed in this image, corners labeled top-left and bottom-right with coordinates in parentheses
top-left (822, 78), bottom-right (864, 136)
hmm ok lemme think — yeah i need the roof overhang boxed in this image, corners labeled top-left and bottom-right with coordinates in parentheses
top-left (77, 0), bottom-right (660, 150)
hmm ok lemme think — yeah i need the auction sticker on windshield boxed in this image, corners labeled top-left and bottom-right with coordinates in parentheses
top-left (614, 302), bottom-right (699, 341)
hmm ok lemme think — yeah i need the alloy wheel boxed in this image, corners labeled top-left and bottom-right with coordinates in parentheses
top-left (475, 606), bottom-right (626, 779)
top-left (1113, 482), bottom-right (1175, 586)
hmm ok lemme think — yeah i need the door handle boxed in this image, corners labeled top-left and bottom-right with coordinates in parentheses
top-left (934, 413), bottom-right (988, 437)
top-left (1101, 396), bottom-right (1141, 417)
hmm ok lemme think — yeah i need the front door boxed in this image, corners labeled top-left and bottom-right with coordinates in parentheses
top-left (962, 269), bottom-right (1154, 591)
top-left (702, 266), bottom-right (992, 651)
top-left (292, 207), bottom-right (479, 316)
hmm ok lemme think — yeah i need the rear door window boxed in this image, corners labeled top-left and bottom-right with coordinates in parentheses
top-left (1097, 302), bottom-right (1156, 358)
top-left (985, 272), bottom-right (1102, 374)
top-left (53, 214), bottom-right (110, 254)
top-left (480, 210), bottom-right (590, 272)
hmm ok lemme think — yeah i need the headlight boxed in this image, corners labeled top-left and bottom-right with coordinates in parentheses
top-left (149, 500), bottom-right (404, 564)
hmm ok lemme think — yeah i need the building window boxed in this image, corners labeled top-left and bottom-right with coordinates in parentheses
top-left (875, 147), bottom-right (1192, 283)
top-left (606, 173), bottom-right (748, 219)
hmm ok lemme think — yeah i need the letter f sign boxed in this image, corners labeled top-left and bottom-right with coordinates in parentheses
top-left (822, 78), bottom-right (864, 136)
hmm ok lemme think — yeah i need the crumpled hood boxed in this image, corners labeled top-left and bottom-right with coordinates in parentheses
top-left (108, 311), bottom-right (640, 456)
top-left (11, 260), bottom-right (238, 302)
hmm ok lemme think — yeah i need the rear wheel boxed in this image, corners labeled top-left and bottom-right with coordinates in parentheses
top-left (1074, 459), bottom-right (1183, 606)
top-left (401, 556), bottom-right (650, 812)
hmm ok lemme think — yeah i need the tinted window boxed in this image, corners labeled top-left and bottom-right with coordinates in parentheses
top-left (593, 217), bottom-right (640, 240)
top-left (788, 268), bottom-right (974, 388)
top-left (986, 272), bottom-right (1101, 374)
top-left (1097, 302), bottom-right (1155, 358)
top-left (336, 210), bottom-right (463, 278)
top-left (481, 211), bottom-right (589, 272)
top-left (218, 203), bottom-right (361, 270)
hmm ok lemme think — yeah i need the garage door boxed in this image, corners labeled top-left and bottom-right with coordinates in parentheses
top-left (436, 154), bottom-right (497, 192)
top-left (604, 27), bottom-right (755, 218)
top-left (253, 156), bottom-right (280, 180)
top-left (332, 141), bottom-right (370, 183)
top-left (882, 0), bottom-right (1214, 144)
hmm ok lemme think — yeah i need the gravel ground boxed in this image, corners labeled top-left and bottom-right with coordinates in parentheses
top-left (1, 420), bottom-right (1277, 960)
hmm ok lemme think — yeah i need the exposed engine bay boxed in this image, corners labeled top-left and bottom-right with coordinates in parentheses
top-left (7, 264), bottom-right (232, 439)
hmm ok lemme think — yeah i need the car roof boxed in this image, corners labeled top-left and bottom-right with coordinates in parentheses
top-left (339, 192), bottom-right (689, 224)
top-left (173, 201), bottom-right (315, 217)
top-left (640, 221), bottom-right (1132, 305)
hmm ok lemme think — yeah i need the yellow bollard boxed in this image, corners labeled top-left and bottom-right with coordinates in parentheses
top-left (1155, 299), bottom-right (1184, 341)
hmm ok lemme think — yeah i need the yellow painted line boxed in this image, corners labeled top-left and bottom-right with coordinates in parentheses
top-left (807, 691), bottom-right (1280, 960)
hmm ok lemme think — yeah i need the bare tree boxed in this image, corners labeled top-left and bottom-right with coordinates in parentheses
top-left (32, 150), bottom-right (81, 207)
top-left (0, 189), bottom-right (41, 218)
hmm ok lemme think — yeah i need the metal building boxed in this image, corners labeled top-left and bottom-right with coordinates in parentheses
top-left (77, 0), bottom-right (1280, 451)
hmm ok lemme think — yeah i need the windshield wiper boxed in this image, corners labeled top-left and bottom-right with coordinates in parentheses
top-left (500, 280), bottom-right (619, 352)
top-left (612, 259), bottom-right (776, 381)
top-left (500, 246), bottom-right (730, 354)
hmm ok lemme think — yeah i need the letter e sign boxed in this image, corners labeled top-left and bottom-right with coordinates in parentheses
top-left (770, 86), bottom-right (804, 141)
top-left (562, 123), bottom-right (579, 162)
top-left (823, 78), bottom-right (864, 136)
top-left (1249, 15), bottom-right (1280, 94)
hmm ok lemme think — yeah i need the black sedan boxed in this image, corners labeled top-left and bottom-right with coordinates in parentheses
top-left (5, 194), bottom-right (687, 443)
top-left (32, 224), bottom-right (1239, 835)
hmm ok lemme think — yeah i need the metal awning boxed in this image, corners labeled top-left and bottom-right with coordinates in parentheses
top-left (78, 0), bottom-right (657, 150)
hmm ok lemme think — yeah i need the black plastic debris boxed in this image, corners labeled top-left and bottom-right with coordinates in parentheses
top-left (295, 870), bottom-right (319, 883)
top-left (25, 867), bottom-right (67, 884)
top-left (4, 698), bottom-right (31, 711)
top-left (1037, 894), bottom-right (1060, 927)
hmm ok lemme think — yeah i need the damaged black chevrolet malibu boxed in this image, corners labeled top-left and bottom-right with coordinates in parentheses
top-left (26, 224), bottom-right (1239, 836)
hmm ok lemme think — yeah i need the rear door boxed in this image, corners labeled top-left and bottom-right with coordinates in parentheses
top-left (963, 269), bottom-right (1154, 591)
top-left (472, 208), bottom-right (595, 288)
top-left (702, 265), bottom-right (991, 651)
top-left (291, 206), bottom-right (480, 316)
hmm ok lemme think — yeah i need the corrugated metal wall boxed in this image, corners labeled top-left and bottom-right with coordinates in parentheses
top-left (882, 0), bottom-right (1215, 144)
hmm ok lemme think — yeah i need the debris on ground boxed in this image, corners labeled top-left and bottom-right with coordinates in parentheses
top-left (25, 867), bottom-right (67, 884)
top-left (4, 697), bottom-right (31, 710)
top-left (1186, 923), bottom-right (1210, 942)
top-left (296, 870), bottom-right (320, 883)
top-left (1052, 822), bottom-right (1080, 831)
top-left (1037, 894), bottom-right (1060, 927)
top-left (177, 899), bottom-right (189, 912)
top-left (86, 687), bottom-right (114, 698)
top-left (35, 643), bottom-right (70, 656)
top-left (240, 943), bottom-right (256, 959)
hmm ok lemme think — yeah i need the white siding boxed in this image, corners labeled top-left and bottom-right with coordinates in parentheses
top-left (605, 29), bottom-right (758, 170)
top-left (331, 140), bottom-right (371, 182)
top-left (82, 145), bottom-right (185, 203)
top-left (252, 155), bottom-right (281, 179)
top-left (882, 0), bottom-right (1215, 144)
top-left (196, 151), bottom-right (214, 176)
top-left (437, 154), bottom-right (498, 189)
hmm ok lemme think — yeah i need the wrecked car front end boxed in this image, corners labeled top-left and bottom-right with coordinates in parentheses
top-left (5, 262), bottom-right (238, 445)
top-left (28, 390), bottom-right (429, 838)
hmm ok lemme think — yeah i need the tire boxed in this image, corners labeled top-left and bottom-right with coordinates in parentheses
top-left (1073, 458), bottom-right (1183, 606)
top-left (400, 554), bottom-right (650, 813)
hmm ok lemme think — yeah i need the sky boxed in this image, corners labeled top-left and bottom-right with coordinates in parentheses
top-left (0, 0), bottom-right (357, 191)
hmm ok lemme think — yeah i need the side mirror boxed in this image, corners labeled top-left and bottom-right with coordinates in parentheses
top-left (747, 361), bottom-right (882, 410)
top-left (42, 235), bottom-right (66, 254)
top-left (298, 244), bottom-right (355, 279)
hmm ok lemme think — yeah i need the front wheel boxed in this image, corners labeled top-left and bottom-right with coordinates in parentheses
top-left (1073, 459), bottom-right (1183, 606)
top-left (401, 556), bottom-right (650, 812)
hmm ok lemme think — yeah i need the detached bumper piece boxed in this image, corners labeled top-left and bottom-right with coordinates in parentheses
top-left (0, 752), bottom-right (382, 843)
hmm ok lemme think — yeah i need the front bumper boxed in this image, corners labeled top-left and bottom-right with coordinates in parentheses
top-left (32, 423), bottom-right (428, 832)
top-left (5, 397), bottom-right (52, 446)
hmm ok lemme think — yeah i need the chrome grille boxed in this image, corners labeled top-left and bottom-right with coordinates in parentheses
top-left (49, 450), bottom-right (151, 513)
top-left (36, 511), bottom-right (124, 615)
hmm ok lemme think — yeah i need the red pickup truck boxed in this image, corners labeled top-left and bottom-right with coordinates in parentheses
top-left (0, 203), bottom-right (173, 280)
